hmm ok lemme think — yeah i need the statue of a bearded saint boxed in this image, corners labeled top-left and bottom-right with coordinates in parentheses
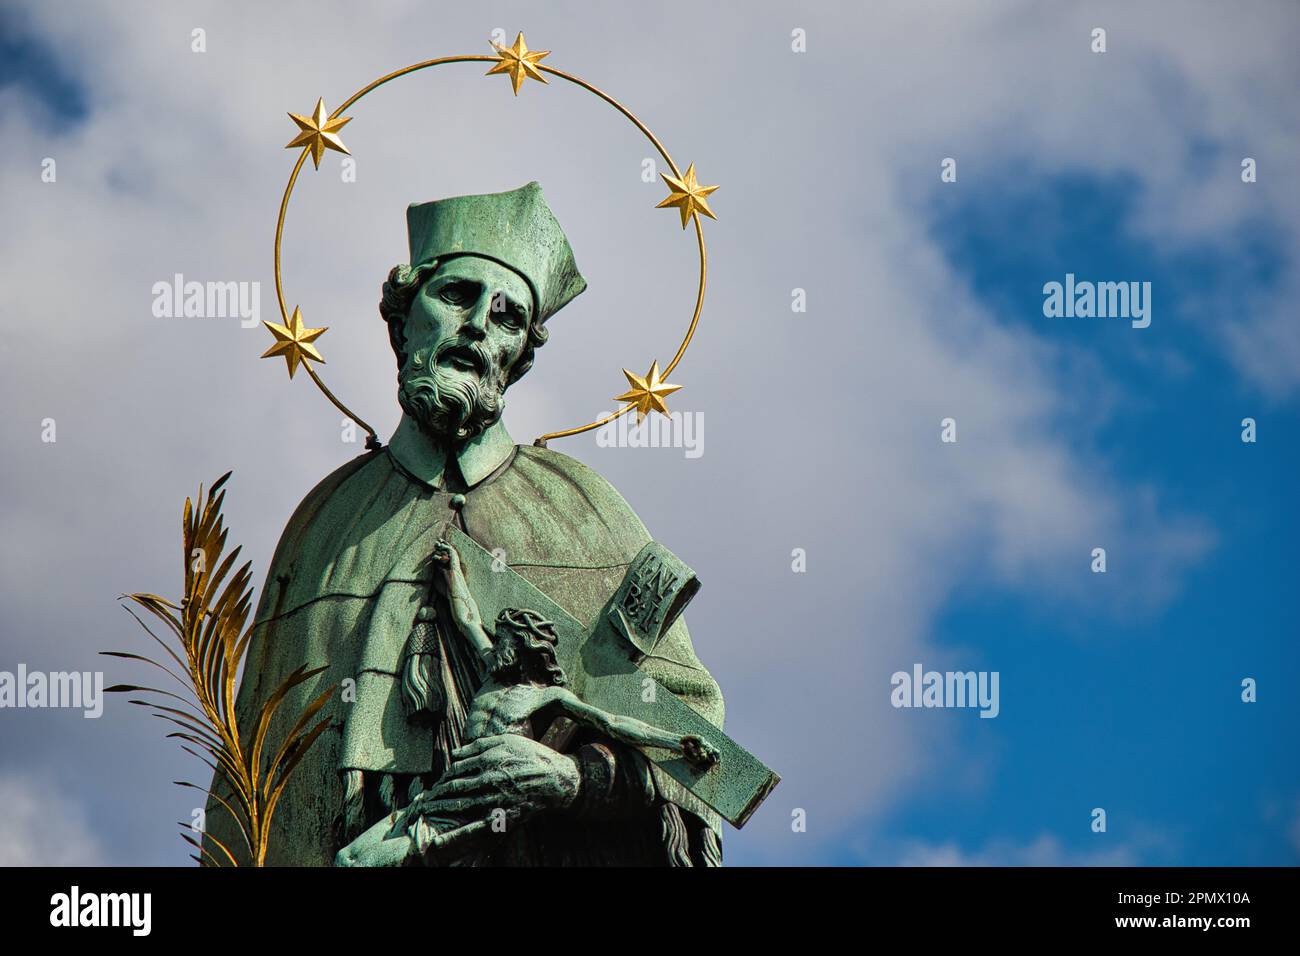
top-left (203, 183), bottom-right (724, 866)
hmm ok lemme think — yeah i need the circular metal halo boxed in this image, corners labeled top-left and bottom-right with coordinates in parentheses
top-left (272, 52), bottom-right (709, 447)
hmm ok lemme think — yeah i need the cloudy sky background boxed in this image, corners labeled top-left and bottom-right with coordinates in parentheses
top-left (1, 0), bottom-right (1296, 866)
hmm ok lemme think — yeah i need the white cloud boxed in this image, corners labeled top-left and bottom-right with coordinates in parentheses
top-left (0, 773), bottom-right (108, 866)
top-left (896, 833), bottom-right (1139, 867)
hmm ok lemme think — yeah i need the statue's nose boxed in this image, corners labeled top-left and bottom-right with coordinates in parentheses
top-left (460, 295), bottom-right (491, 339)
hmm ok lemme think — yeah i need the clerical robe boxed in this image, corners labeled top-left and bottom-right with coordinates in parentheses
top-left (203, 416), bottom-right (724, 866)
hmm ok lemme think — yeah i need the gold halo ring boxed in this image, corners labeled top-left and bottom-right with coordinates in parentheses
top-left (269, 34), bottom-right (713, 449)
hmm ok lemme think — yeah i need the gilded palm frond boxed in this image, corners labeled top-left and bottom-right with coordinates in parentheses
top-left (104, 472), bottom-right (334, 866)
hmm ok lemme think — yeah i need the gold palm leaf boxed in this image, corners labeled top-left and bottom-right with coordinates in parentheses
top-left (104, 472), bottom-right (335, 865)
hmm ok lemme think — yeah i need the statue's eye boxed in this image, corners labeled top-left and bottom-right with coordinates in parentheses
top-left (438, 282), bottom-right (472, 305)
top-left (496, 307), bottom-right (525, 331)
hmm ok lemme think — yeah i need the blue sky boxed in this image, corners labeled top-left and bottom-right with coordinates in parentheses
top-left (0, 13), bottom-right (87, 126)
top-left (860, 173), bottom-right (1300, 866)
top-left (0, 2), bottom-right (1296, 867)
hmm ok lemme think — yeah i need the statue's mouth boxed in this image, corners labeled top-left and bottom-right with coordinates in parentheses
top-left (437, 344), bottom-right (487, 376)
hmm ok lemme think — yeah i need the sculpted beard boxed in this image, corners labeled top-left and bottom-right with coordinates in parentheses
top-left (398, 342), bottom-right (508, 442)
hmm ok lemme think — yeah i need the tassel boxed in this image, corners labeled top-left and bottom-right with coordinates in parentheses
top-left (400, 606), bottom-right (444, 721)
top-left (660, 803), bottom-right (693, 867)
top-left (378, 774), bottom-right (397, 812)
top-left (697, 825), bottom-right (723, 867)
top-left (342, 769), bottom-right (365, 841)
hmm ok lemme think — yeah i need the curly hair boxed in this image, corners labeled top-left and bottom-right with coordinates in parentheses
top-left (489, 607), bottom-right (567, 687)
top-left (379, 261), bottom-right (550, 387)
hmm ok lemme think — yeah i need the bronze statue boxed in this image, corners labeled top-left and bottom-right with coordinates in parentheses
top-left (204, 184), bottom-right (755, 866)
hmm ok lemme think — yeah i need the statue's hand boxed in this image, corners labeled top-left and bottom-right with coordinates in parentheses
top-left (334, 811), bottom-right (416, 868)
top-left (433, 540), bottom-right (461, 573)
top-left (681, 734), bottom-right (720, 768)
top-left (412, 734), bottom-right (580, 819)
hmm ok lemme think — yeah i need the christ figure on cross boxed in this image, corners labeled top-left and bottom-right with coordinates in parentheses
top-left (335, 540), bottom-right (719, 867)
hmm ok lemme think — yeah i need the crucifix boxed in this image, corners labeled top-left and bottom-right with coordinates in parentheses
top-left (336, 524), bottom-right (780, 867)
top-left (436, 524), bottom-right (780, 830)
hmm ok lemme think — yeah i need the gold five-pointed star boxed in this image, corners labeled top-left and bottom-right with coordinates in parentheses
top-left (285, 98), bottom-right (352, 169)
top-left (486, 32), bottom-right (550, 95)
top-left (656, 163), bottom-right (719, 229)
top-left (614, 360), bottom-right (683, 420)
top-left (261, 306), bottom-right (327, 379)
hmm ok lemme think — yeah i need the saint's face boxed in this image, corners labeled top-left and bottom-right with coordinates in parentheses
top-left (405, 256), bottom-right (532, 392)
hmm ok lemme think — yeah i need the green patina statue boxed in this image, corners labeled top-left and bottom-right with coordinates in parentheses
top-left (204, 182), bottom-right (773, 867)
top-left (336, 539), bottom-right (721, 867)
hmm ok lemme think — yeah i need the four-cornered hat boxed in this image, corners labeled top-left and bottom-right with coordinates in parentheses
top-left (406, 182), bottom-right (587, 324)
